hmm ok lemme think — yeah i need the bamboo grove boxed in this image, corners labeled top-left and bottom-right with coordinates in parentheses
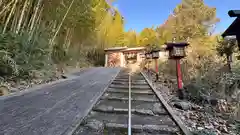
top-left (0, 0), bottom-right (126, 79)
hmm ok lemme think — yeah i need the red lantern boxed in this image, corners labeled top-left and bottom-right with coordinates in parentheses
top-left (165, 42), bottom-right (189, 99)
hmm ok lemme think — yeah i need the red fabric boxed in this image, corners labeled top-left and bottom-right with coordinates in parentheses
top-left (155, 59), bottom-right (158, 73)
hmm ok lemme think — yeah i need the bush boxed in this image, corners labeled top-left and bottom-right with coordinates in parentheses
top-left (0, 30), bottom-right (52, 80)
top-left (0, 50), bottom-right (18, 76)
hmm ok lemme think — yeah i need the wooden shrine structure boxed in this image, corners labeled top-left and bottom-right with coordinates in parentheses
top-left (222, 10), bottom-right (240, 49)
top-left (104, 47), bottom-right (145, 67)
top-left (104, 46), bottom-right (168, 67)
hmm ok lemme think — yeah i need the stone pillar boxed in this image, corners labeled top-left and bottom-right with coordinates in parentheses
top-left (105, 53), bottom-right (108, 67)
top-left (120, 52), bottom-right (125, 67)
top-left (137, 52), bottom-right (141, 64)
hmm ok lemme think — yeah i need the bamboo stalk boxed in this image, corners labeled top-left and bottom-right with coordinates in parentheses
top-left (0, 0), bottom-right (14, 17)
top-left (49, 0), bottom-right (76, 47)
top-left (16, 0), bottom-right (28, 34)
top-left (10, 10), bottom-right (16, 31)
top-left (2, 0), bottom-right (18, 34)
top-left (29, 0), bottom-right (43, 34)
top-left (21, 0), bottom-right (31, 33)
top-left (64, 28), bottom-right (70, 47)
top-left (11, 3), bottom-right (20, 32)
top-left (25, 0), bottom-right (34, 29)
top-left (28, 4), bottom-right (43, 41)
top-left (0, 0), bottom-right (2, 7)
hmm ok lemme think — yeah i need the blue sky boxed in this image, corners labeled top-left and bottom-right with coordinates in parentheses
top-left (113, 0), bottom-right (240, 34)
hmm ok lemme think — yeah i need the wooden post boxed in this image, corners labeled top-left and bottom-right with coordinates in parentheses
top-left (176, 59), bottom-right (185, 99)
top-left (176, 59), bottom-right (183, 89)
top-left (227, 54), bottom-right (232, 73)
top-left (105, 53), bottom-right (108, 67)
top-left (155, 59), bottom-right (159, 82)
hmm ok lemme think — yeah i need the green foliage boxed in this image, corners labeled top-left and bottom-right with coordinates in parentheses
top-left (0, 29), bottom-right (51, 79)
top-left (51, 44), bottom-right (68, 64)
top-left (139, 28), bottom-right (159, 46)
top-left (0, 50), bottom-right (18, 76)
top-left (123, 30), bottom-right (138, 47)
top-left (161, 0), bottom-right (219, 41)
top-left (216, 36), bottom-right (238, 57)
top-left (86, 47), bottom-right (105, 66)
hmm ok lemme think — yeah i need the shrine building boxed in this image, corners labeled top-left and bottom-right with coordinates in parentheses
top-left (104, 46), bottom-right (167, 67)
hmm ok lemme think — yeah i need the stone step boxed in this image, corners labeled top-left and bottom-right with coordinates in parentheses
top-left (107, 88), bottom-right (154, 95)
top-left (114, 78), bottom-right (146, 82)
top-left (109, 84), bottom-right (151, 89)
top-left (102, 92), bottom-right (159, 102)
top-left (100, 97), bottom-right (159, 102)
top-left (113, 79), bottom-right (146, 83)
top-left (85, 111), bottom-right (177, 130)
top-left (105, 123), bottom-right (179, 135)
top-left (116, 75), bottom-right (144, 78)
top-left (115, 74), bottom-right (144, 78)
top-left (75, 121), bottom-right (179, 135)
top-left (93, 100), bottom-right (167, 115)
top-left (111, 81), bottom-right (148, 85)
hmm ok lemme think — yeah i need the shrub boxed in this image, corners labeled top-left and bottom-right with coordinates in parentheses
top-left (0, 29), bottom-right (52, 80)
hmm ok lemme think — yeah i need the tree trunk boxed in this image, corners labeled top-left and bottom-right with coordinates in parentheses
top-left (227, 55), bottom-right (232, 73)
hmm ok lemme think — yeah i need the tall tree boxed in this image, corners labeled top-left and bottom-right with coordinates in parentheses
top-left (162, 0), bottom-right (219, 41)
top-left (138, 28), bottom-right (159, 50)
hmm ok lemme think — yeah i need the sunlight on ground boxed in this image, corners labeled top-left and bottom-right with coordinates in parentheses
top-left (127, 62), bottom-right (141, 75)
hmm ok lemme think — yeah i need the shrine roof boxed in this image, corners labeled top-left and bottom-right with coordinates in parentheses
top-left (122, 47), bottom-right (145, 52)
top-left (222, 17), bottom-right (240, 37)
top-left (164, 42), bottom-right (189, 50)
top-left (222, 10), bottom-right (240, 37)
top-left (104, 46), bottom-right (128, 52)
top-left (104, 46), bottom-right (146, 52)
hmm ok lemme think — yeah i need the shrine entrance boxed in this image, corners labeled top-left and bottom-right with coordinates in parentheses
top-left (123, 51), bottom-right (138, 65)
top-left (104, 47), bottom-right (146, 67)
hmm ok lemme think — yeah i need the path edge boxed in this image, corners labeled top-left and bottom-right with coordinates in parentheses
top-left (141, 71), bottom-right (192, 135)
top-left (64, 67), bottom-right (122, 135)
top-left (0, 68), bottom-right (90, 100)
